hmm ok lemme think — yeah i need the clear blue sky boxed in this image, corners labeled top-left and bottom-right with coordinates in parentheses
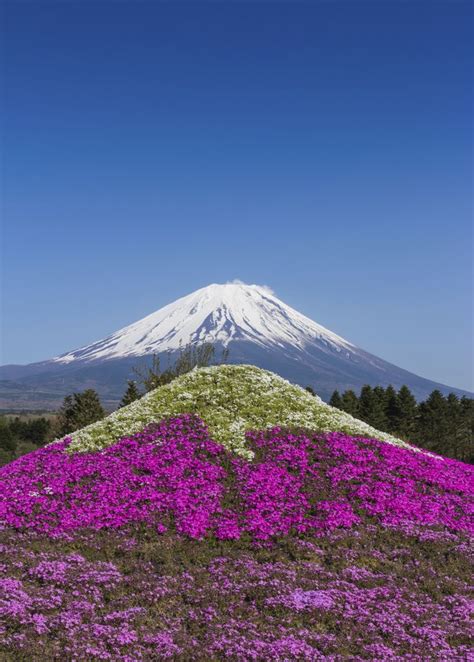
top-left (2, 1), bottom-right (473, 391)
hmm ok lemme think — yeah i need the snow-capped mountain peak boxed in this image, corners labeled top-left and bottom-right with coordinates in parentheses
top-left (54, 282), bottom-right (355, 364)
top-left (3, 281), bottom-right (469, 408)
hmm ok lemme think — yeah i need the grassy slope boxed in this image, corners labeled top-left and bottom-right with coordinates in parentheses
top-left (64, 364), bottom-right (413, 457)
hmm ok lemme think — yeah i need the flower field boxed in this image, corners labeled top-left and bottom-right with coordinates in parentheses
top-left (1, 406), bottom-right (473, 660)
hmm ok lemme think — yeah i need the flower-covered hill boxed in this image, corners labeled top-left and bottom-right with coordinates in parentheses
top-left (1, 409), bottom-right (473, 660)
top-left (2, 415), bottom-right (472, 539)
top-left (62, 364), bottom-right (412, 456)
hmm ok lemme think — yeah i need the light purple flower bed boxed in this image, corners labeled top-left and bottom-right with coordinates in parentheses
top-left (1, 415), bottom-right (473, 659)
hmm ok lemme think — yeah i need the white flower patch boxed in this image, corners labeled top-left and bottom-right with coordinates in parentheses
top-left (57, 364), bottom-right (415, 457)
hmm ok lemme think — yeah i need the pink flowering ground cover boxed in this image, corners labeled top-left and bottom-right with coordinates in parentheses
top-left (1, 415), bottom-right (473, 660)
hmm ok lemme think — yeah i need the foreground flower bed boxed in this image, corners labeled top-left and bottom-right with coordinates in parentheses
top-left (1, 415), bottom-right (473, 659)
top-left (0, 527), bottom-right (472, 660)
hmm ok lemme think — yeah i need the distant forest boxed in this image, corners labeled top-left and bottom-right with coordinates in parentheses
top-left (325, 385), bottom-right (473, 463)
top-left (0, 415), bottom-right (54, 466)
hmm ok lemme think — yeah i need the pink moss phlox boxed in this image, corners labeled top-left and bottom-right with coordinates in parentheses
top-left (1, 416), bottom-right (473, 541)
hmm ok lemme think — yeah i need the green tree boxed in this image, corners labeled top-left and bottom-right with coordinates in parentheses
top-left (444, 393), bottom-right (461, 459)
top-left (358, 385), bottom-right (386, 429)
top-left (0, 418), bottom-right (17, 455)
top-left (23, 418), bottom-right (51, 445)
top-left (396, 385), bottom-right (417, 439)
top-left (57, 389), bottom-right (105, 437)
top-left (8, 417), bottom-right (27, 439)
top-left (415, 390), bottom-right (448, 454)
top-left (384, 385), bottom-right (400, 432)
top-left (340, 390), bottom-right (359, 417)
top-left (458, 396), bottom-right (473, 462)
top-left (120, 380), bottom-right (142, 408)
top-left (373, 386), bottom-right (388, 430)
top-left (329, 390), bottom-right (342, 409)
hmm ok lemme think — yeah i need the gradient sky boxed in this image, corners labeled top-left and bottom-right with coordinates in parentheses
top-left (1, 1), bottom-right (473, 391)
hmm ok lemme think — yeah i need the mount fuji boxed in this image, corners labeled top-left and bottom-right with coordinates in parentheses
top-left (1, 282), bottom-right (470, 409)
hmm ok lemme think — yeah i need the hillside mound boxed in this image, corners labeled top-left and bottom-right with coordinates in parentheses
top-left (3, 415), bottom-right (472, 539)
top-left (63, 364), bottom-right (412, 455)
top-left (1, 407), bottom-right (473, 659)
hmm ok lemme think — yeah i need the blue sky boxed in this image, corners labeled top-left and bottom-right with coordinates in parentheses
top-left (2, 1), bottom-right (472, 391)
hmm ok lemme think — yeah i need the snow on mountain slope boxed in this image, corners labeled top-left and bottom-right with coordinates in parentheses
top-left (53, 282), bottom-right (356, 364)
top-left (2, 281), bottom-right (471, 409)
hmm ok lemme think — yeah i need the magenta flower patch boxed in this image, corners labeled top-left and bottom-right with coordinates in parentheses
top-left (0, 415), bottom-right (473, 660)
top-left (1, 415), bottom-right (472, 540)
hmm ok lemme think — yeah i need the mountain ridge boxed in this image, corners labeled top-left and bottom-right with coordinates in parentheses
top-left (1, 282), bottom-right (471, 409)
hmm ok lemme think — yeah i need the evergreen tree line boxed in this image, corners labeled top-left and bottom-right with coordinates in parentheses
top-left (56, 390), bottom-right (106, 437)
top-left (0, 416), bottom-right (52, 465)
top-left (327, 385), bottom-right (473, 463)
